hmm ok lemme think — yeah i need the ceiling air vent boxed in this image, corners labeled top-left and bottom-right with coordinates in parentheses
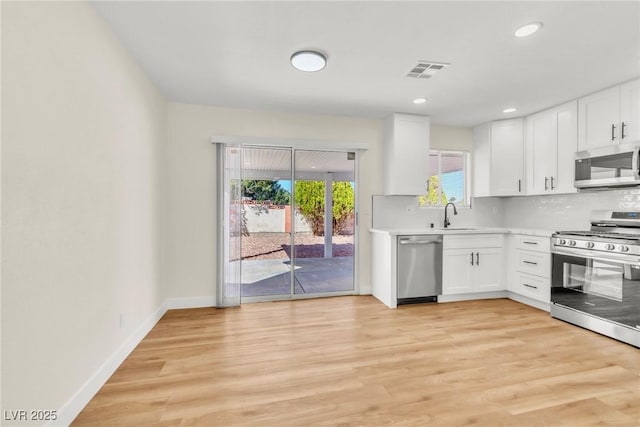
top-left (406, 61), bottom-right (450, 79)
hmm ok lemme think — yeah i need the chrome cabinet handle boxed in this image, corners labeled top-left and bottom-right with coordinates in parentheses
top-left (622, 122), bottom-right (627, 139)
top-left (523, 260), bottom-right (538, 265)
top-left (475, 252), bottom-right (480, 265)
top-left (523, 241), bottom-right (538, 245)
top-left (470, 252), bottom-right (474, 266)
top-left (550, 176), bottom-right (555, 190)
top-left (518, 179), bottom-right (521, 193)
top-left (544, 177), bottom-right (549, 191)
top-left (612, 123), bottom-right (617, 141)
top-left (523, 283), bottom-right (538, 289)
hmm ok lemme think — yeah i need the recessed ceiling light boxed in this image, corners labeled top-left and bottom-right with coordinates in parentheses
top-left (503, 107), bottom-right (517, 113)
top-left (413, 97), bottom-right (428, 104)
top-left (515, 22), bottom-right (543, 38)
top-left (291, 50), bottom-right (326, 72)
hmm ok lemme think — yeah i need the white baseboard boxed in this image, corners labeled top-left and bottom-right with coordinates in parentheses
top-left (52, 296), bottom-right (216, 425)
top-left (51, 301), bottom-right (168, 427)
top-left (438, 291), bottom-right (508, 303)
top-left (437, 290), bottom-right (550, 312)
top-left (507, 292), bottom-right (550, 312)
top-left (165, 296), bottom-right (216, 310)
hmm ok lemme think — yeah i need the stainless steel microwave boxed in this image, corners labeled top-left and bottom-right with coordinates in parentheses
top-left (575, 142), bottom-right (640, 189)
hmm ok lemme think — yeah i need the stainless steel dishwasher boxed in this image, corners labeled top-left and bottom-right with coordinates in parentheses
top-left (397, 235), bottom-right (442, 304)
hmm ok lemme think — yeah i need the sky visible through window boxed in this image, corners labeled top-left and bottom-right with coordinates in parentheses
top-left (278, 180), bottom-right (292, 192)
top-left (441, 170), bottom-right (464, 202)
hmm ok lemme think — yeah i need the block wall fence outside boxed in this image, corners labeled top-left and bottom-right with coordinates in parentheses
top-left (243, 204), bottom-right (312, 233)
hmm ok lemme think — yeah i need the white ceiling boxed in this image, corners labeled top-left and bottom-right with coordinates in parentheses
top-left (92, 1), bottom-right (640, 127)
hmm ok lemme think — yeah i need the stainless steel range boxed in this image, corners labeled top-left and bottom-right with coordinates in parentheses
top-left (551, 210), bottom-right (640, 347)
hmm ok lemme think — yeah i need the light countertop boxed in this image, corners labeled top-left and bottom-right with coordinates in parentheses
top-left (369, 227), bottom-right (555, 237)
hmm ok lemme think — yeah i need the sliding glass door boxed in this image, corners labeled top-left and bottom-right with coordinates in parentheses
top-left (239, 147), bottom-right (293, 299)
top-left (293, 150), bottom-right (355, 295)
top-left (220, 145), bottom-right (356, 303)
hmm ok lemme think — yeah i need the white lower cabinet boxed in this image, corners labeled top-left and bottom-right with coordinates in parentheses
top-left (442, 235), bottom-right (504, 295)
top-left (513, 271), bottom-right (550, 303)
top-left (508, 234), bottom-right (551, 305)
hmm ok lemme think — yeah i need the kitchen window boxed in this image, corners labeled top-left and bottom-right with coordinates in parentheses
top-left (419, 150), bottom-right (470, 207)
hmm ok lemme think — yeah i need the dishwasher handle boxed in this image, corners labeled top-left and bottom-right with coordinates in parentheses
top-left (398, 239), bottom-right (440, 245)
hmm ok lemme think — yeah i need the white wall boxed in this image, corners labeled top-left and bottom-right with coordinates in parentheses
top-left (164, 102), bottom-right (382, 299)
top-left (2, 2), bottom-right (166, 424)
top-left (430, 124), bottom-right (473, 151)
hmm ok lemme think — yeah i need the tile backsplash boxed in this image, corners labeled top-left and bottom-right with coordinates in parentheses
top-left (502, 188), bottom-right (640, 230)
top-left (371, 195), bottom-right (504, 229)
top-left (372, 188), bottom-right (640, 231)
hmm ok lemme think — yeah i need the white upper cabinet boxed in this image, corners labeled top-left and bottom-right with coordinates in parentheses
top-left (490, 118), bottom-right (525, 196)
top-left (578, 79), bottom-right (640, 150)
top-left (472, 123), bottom-right (491, 197)
top-left (525, 101), bottom-right (577, 195)
top-left (526, 110), bottom-right (554, 195)
top-left (383, 114), bottom-right (430, 195)
top-left (473, 78), bottom-right (637, 198)
top-left (578, 86), bottom-right (619, 149)
top-left (472, 119), bottom-right (524, 197)
top-left (620, 79), bottom-right (640, 143)
top-left (555, 102), bottom-right (579, 193)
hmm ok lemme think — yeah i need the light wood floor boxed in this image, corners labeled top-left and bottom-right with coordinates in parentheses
top-left (73, 297), bottom-right (640, 426)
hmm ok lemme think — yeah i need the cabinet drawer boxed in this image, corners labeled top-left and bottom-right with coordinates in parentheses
top-left (444, 234), bottom-right (503, 249)
top-left (516, 250), bottom-right (551, 278)
top-left (515, 235), bottom-right (550, 252)
top-left (513, 272), bottom-right (550, 303)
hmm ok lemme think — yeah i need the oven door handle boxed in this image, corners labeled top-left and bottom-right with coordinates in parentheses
top-left (552, 248), bottom-right (640, 266)
top-left (634, 147), bottom-right (640, 180)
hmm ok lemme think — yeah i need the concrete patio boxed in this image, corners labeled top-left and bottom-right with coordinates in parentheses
top-left (240, 257), bottom-right (354, 297)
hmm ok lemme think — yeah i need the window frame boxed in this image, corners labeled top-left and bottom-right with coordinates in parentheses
top-left (421, 149), bottom-right (471, 207)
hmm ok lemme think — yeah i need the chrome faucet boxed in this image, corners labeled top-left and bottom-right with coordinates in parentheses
top-left (443, 202), bottom-right (458, 228)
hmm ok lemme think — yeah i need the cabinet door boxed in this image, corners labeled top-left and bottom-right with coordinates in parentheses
top-left (553, 101), bottom-right (578, 194)
top-left (442, 249), bottom-right (473, 295)
top-left (384, 114), bottom-right (430, 195)
top-left (526, 111), bottom-right (554, 195)
top-left (578, 86), bottom-right (620, 150)
top-left (516, 250), bottom-right (551, 278)
top-left (472, 248), bottom-right (504, 292)
top-left (620, 79), bottom-right (640, 143)
top-left (513, 272), bottom-right (550, 303)
top-left (473, 123), bottom-right (491, 197)
top-left (490, 119), bottom-right (524, 196)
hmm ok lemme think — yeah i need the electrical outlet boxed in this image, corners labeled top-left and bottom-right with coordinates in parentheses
top-left (407, 206), bottom-right (416, 214)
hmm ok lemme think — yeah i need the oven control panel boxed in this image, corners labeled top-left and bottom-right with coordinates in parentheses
top-left (552, 237), bottom-right (640, 257)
